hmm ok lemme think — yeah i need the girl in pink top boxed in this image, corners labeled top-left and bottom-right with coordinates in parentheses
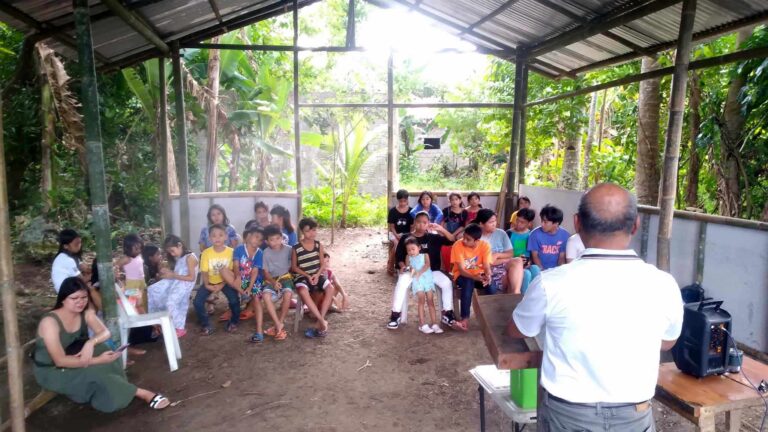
top-left (116, 234), bottom-right (146, 313)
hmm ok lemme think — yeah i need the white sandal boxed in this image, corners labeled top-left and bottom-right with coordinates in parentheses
top-left (149, 393), bottom-right (170, 410)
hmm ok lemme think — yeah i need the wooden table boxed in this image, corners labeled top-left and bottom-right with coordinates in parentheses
top-left (472, 292), bottom-right (542, 370)
top-left (655, 358), bottom-right (768, 431)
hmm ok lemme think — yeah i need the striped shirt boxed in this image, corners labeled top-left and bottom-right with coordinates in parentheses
top-left (293, 240), bottom-right (321, 275)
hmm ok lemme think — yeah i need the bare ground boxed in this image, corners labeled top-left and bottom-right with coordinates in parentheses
top-left (1, 228), bottom-right (765, 431)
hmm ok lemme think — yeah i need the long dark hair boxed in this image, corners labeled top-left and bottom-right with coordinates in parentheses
top-left (270, 204), bottom-right (295, 234)
top-left (163, 234), bottom-right (192, 267)
top-left (56, 229), bottom-right (82, 262)
top-left (207, 204), bottom-right (231, 226)
top-left (418, 191), bottom-right (434, 208)
top-left (122, 233), bottom-right (143, 258)
top-left (142, 244), bottom-right (161, 280)
top-left (55, 277), bottom-right (90, 310)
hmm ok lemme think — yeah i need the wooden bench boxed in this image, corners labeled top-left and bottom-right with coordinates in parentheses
top-left (655, 359), bottom-right (768, 431)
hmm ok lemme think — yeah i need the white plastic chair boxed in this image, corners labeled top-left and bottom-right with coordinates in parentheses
top-left (115, 287), bottom-right (181, 372)
top-left (400, 285), bottom-right (445, 325)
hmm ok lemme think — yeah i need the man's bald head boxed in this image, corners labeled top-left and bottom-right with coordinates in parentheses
top-left (577, 183), bottom-right (637, 237)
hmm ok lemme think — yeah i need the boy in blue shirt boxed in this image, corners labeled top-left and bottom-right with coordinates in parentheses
top-left (527, 205), bottom-right (570, 270)
top-left (508, 208), bottom-right (541, 293)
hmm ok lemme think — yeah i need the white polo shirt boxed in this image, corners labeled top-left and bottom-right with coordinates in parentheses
top-left (513, 248), bottom-right (683, 403)
top-left (51, 253), bottom-right (81, 293)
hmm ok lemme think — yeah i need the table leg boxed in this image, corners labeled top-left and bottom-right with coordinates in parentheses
top-left (725, 409), bottom-right (742, 432)
top-left (479, 384), bottom-right (486, 432)
top-left (696, 413), bottom-right (716, 432)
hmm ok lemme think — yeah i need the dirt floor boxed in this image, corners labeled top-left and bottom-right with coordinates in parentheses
top-left (1, 228), bottom-right (766, 431)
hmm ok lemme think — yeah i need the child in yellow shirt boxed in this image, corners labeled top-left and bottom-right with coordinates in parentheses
top-left (193, 224), bottom-right (239, 335)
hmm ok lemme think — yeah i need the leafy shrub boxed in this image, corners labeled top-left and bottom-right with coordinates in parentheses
top-left (303, 186), bottom-right (386, 227)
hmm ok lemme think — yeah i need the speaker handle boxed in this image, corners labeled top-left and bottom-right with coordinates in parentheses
top-left (697, 299), bottom-right (723, 312)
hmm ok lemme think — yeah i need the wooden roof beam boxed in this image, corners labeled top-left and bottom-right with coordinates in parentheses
top-left (102, 0), bottom-right (170, 55)
top-left (207, 0), bottom-right (227, 32)
top-left (0, 2), bottom-right (110, 64)
top-left (533, 0), bottom-right (655, 57)
top-left (527, 0), bottom-right (683, 58)
top-left (459, 0), bottom-right (523, 34)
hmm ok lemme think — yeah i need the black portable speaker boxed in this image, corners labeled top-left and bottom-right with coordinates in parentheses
top-left (672, 300), bottom-right (732, 378)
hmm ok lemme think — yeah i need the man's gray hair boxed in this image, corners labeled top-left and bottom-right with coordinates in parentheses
top-left (577, 189), bottom-right (637, 235)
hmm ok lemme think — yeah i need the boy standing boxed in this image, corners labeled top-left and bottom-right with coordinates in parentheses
top-left (292, 218), bottom-right (334, 338)
top-left (387, 189), bottom-right (413, 274)
top-left (193, 224), bottom-right (240, 335)
top-left (527, 205), bottom-right (570, 270)
top-left (261, 226), bottom-right (295, 341)
top-left (451, 223), bottom-right (492, 329)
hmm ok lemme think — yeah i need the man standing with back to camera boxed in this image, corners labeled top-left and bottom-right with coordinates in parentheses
top-left (508, 183), bottom-right (684, 431)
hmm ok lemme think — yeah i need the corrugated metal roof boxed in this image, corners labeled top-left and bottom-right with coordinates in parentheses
top-left (370, 0), bottom-right (768, 77)
top-left (0, 0), bottom-right (766, 76)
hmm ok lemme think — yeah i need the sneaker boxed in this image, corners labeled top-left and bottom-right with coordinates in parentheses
top-left (431, 324), bottom-right (444, 334)
top-left (419, 324), bottom-right (434, 334)
top-left (387, 312), bottom-right (401, 330)
top-left (442, 310), bottom-right (457, 327)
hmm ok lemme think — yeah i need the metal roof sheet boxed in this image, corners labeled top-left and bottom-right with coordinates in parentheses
top-left (0, 0), bottom-right (766, 76)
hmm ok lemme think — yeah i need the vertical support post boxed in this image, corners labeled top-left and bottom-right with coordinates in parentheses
top-left (517, 63), bottom-right (529, 185)
top-left (640, 213), bottom-right (650, 261)
top-left (0, 99), bottom-right (26, 432)
top-left (172, 42), bottom-right (191, 247)
top-left (657, 0), bottom-right (697, 271)
top-left (505, 54), bottom-right (526, 208)
top-left (346, 0), bottom-right (356, 48)
top-left (293, 0), bottom-right (302, 219)
top-left (158, 58), bottom-right (171, 237)
top-left (74, 0), bottom-right (119, 343)
top-left (387, 49), bottom-right (394, 207)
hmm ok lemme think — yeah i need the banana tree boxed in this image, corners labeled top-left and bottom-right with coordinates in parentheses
top-left (302, 114), bottom-right (384, 227)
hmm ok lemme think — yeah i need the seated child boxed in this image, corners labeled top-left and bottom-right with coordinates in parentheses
top-left (147, 235), bottom-right (198, 338)
top-left (465, 191), bottom-right (483, 224)
top-left (441, 192), bottom-right (468, 272)
top-left (261, 225), bottom-right (295, 341)
top-left (527, 205), bottom-right (570, 270)
top-left (142, 244), bottom-right (162, 286)
top-left (451, 223), bottom-right (492, 330)
top-left (387, 189), bottom-right (413, 275)
top-left (116, 234), bottom-right (147, 313)
top-left (508, 208), bottom-right (541, 294)
top-left (291, 218), bottom-right (334, 338)
top-left (220, 227), bottom-right (265, 343)
top-left (508, 196), bottom-right (532, 229)
top-left (404, 237), bottom-right (442, 335)
top-left (271, 205), bottom-right (298, 246)
top-left (323, 253), bottom-right (350, 312)
top-left (193, 224), bottom-right (239, 335)
top-left (410, 191), bottom-right (443, 224)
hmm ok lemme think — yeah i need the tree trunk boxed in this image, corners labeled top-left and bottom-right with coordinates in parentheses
top-left (718, 29), bottom-right (751, 217)
top-left (581, 92), bottom-right (598, 190)
top-left (229, 132), bottom-right (241, 191)
top-left (204, 37), bottom-right (221, 192)
top-left (559, 125), bottom-right (582, 190)
top-left (41, 82), bottom-right (55, 213)
top-left (685, 70), bottom-right (701, 209)
top-left (636, 56), bottom-right (662, 205)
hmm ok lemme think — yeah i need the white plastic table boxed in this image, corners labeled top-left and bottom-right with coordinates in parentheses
top-left (469, 365), bottom-right (537, 432)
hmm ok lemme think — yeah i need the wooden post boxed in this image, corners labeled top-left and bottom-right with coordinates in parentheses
top-left (387, 49), bottom-right (394, 207)
top-left (504, 54), bottom-right (526, 211)
top-left (517, 63), bottom-right (529, 185)
top-left (293, 0), bottom-right (302, 219)
top-left (158, 58), bottom-right (172, 237)
top-left (346, 0), bottom-right (356, 48)
top-left (0, 99), bottom-right (26, 432)
top-left (657, 0), bottom-right (697, 271)
top-left (171, 43), bottom-right (191, 246)
top-left (74, 0), bottom-right (120, 344)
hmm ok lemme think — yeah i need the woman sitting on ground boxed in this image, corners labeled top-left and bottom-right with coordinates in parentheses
top-left (32, 276), bottom-right (170, 412)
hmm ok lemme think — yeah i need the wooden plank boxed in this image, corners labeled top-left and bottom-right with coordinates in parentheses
top-left (0, 390), bottom-right (57, 432)
top-left (656, 358), bottom-right (768, 418)
top-left (472, 292), bottom-right (542, 370)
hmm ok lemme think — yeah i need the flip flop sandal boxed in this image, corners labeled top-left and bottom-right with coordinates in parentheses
top-left (239, 310), bottom-right (255, 320)
top-left (316, 329), bottom-right (328, 338)
top-left (274, 329), bottom-right (288, 341)
top-left (149, 394), bottom-right (170, 410)
top-left (200, 327), bottom-right (214, 336)
top-left (218, 310), bottom-right (232, 322)
top-left (249, 332), bottom-right (264, 344)
top-left (226, 323), bottom-right (238, 333)
top-left (264, 327), bottom-right (278, 337)
top-left (304, 328), bottom-right (318, 339)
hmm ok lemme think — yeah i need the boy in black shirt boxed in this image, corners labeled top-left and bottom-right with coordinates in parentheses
top-left (387, 211), bottom-right (459, 330)
top-left (386, 189), bottom-right (413, 275)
